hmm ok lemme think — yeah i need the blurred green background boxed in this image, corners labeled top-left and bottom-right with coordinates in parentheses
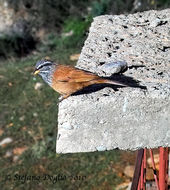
top-left (0, 0), bottom-right (169, 189)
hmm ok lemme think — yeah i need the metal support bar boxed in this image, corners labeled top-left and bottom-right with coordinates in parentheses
top-left (143, 149), bottom-right (146, 190)
top-left (159, 147), bottom-right (169, 190)
top-left (140, 157), bottom-right (144, 189)
top-left (131, 147), bottom-right (169, 190)
top-left (149, 149), bottom-right (160, 189)
top-left (165, 148), bottom-right (169, 190)
top-left (131, 149), bottom-right (144, 190)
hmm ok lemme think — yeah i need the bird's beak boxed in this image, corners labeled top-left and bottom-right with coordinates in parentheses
top-left (33, 70), bottom-right (40, 75)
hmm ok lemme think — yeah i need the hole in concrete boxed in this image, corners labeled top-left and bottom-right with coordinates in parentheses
top-left (157, 20), bottom-right (168, 26)
top-left (157, 71), bottom-right (163, 75)
top-left (120, 38), bottom-right (124, 42)
top-left (162, 46), bottom-right (170, 52)
top-left (108, 18), bottom-right (113, 23)
top-left (99, 61), bottom-right (105, 65)
top-left (122, 25), bottom-right (128, 29)
top-left (90, 48), bottom-right (94, 53)
top-left (103, 94), bottom-right (109, 96)
top-left (153, 86), bottom-right (159, 90)
top-left (129, 65), bottom-right (146, 68)
top-left (107, 52), bottom-right (112, 57)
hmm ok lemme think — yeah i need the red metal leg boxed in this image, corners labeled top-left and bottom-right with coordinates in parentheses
top-left (165, 148), bottom-right (169, 190)
top-left (138, 177), bottom-right (140, 190)
top-left (131, 149), bottom-right (144, 190)
top-left (131, 148), bottom-right (169, 190)
top-left (166, 148), bottom-right (169, 190)
top-left (149, 149), bottom-right (159, 190)
top-left (143, 149), bottom-right (146, 190)
top-left (159, 147), bottom-right (169, 190)
top-left (140, 155), bottom-right (144, 189)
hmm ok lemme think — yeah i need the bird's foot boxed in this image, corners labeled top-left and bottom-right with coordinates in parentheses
top-left (58, 96), bottom-right (64, 103)
top-left (58, 94), bottom-right (71, 104)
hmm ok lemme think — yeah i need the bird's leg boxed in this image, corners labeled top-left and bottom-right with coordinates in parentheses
top-left (58, 96), bottom-right (63, 103)
top-left (58, 94), bottom-right (71, 103)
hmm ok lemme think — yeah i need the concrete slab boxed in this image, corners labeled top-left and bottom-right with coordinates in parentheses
top-left (56, 9), bottom-right (170, 153)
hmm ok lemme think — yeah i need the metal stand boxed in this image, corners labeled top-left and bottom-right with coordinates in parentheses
top-left (131, 147), bottom-right (169, 190)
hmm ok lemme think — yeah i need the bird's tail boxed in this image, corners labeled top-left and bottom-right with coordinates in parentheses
top-left (91, 78), bottom-right (128, 87)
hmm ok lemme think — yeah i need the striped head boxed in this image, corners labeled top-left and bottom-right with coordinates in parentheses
top-left (34, 59), bottom-right (56, 86)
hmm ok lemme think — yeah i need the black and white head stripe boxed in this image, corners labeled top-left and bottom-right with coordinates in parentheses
top-left (35, 59), bottom-right (54, 70)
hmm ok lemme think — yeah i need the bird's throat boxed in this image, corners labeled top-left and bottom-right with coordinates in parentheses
top-left (39, 68), bottom-right (55, 87)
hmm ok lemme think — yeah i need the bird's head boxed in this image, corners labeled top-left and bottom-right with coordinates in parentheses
top-left (34, 58), bottom-right (56, 85)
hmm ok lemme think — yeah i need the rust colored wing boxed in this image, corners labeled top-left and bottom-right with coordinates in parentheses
top-left (52, 64), bottom-right (99, 83)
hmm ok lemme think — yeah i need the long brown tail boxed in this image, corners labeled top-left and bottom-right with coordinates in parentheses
top-left (91, 79), bottom-right (128, 87)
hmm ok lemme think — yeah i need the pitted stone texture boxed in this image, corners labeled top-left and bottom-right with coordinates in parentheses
top-left (56, 9), bottom-right (170, 153)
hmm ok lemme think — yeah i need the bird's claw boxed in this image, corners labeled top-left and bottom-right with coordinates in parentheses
top-left (58, 96), bottom-right (64, 103)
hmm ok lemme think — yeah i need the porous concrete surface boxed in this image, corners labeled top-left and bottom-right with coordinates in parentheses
top-left (56, 9), bottom-right (170, 154)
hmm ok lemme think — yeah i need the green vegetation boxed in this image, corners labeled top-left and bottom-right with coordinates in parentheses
top-left (0, 0), bottom-right (170, 189)
top-left (1, 0), bottom-right (169, 58)
top-left (0, 49), bottom-right (123, 189)
top-left (0, 3), bottom-right (125, 187)
top-left (0, 34), bottom-right (34, 58)
top-left (62, 17), bottom-right (92, 47)
top-left (91, 0), bottom-right (112, 16)
top-left (41, 16), bottom-right (92, 52)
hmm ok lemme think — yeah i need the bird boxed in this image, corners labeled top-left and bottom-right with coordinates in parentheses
top-left (34, 58), bottom-right (127, 102)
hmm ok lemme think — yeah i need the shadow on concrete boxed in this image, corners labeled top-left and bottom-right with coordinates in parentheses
top-left (72, 74), bottom-right (147, 96)
top-left (128, 65), bottom-right (146, 69)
